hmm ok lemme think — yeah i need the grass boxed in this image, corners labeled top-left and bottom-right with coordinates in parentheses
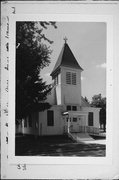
top-left (15, 134), bottom-right (106, 156)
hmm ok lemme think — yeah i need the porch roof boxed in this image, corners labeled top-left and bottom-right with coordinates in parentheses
top-left (63, 111), bottom-right (88, 116)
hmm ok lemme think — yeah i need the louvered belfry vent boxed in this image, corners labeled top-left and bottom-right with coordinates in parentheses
top-left (66, 72), bottom-right (76, 85)
top-left (72, 73), bottom-right (76, 85)
top-left (66, 72), bottom-right (71, 84)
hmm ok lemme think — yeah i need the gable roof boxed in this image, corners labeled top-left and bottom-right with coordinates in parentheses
top-left (81, 97), bottom-right (90, 107)
top-left (50, 42), bottom-right (83, 76)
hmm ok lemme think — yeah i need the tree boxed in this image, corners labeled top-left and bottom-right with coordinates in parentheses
top-left (84, 96), bottom-right (90, 104)
top-left (16, 21), bottom-right (57, 121)
top-left (91, 94), bottom-right (106, 132)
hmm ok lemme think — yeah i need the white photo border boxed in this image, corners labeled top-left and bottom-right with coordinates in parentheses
top-left (8, 14), bottom-right (113, 165)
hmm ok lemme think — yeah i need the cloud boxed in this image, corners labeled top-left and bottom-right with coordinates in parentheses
top-left (96, 62), bottom-right (106, 69)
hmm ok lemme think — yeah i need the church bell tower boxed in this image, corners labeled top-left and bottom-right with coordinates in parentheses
top-left (50, 38), bottom-right (83, 110)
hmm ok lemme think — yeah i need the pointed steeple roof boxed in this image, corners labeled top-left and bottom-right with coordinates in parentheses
top-left (50, 41), bottom-right (83, 76)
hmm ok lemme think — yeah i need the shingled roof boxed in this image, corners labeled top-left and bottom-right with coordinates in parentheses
top-left (50, 42), bottom-right (83, 76)
top-left (81, 97), bottom-right (90, 107)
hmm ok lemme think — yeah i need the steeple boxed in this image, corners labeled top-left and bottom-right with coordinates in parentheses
top-left (63, 36), bottom-right (68, 44)
top-left (50, 40), bottom-right (83, 77)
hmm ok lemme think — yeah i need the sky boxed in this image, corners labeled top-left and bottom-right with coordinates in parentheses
top-left (40, 22), bottom-right (106, 102)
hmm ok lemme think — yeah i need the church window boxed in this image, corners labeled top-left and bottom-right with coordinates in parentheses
top-left (35, 121), bottom-right (38, 129)
top-left (73, 117), bottom-right (77, 122)
top-left (67, 105), bottom-right (71, 111)
top-left (72, 73), bottom-right (76, 85)
top-left (66, 72), bottom-right (76, 85)
top-left (88, 112), bottom-right (94, 126)
top-left (24, 118), bottom-right (27, 127)
top-left (66, 72), bottom-right (71, 84)
top-left (72, 106), bottom-right (77, 111)
top-left (28, 114), bottom-right (32, 127)
top-left (47, 110), bottom-right (54, 126)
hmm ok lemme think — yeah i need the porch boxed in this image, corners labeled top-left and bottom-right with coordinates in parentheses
top-left (63, 111), bottom-right (100, 135)
top-left (69, 125), bottom-right (99, 135)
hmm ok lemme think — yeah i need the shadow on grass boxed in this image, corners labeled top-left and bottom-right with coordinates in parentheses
top-left (15, 135), bottom-right (106, 157)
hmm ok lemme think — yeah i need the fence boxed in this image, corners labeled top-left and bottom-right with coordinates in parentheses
top-left (71, 125), bottom-right (99, 135)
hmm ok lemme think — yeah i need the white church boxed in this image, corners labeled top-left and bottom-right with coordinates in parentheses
top-left (16, 40), bottom-right (100, 137)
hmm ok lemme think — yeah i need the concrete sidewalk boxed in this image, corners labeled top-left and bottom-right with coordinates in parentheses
top-left (84, 139), bottom-right (106, 145)
top-left (70, 132), bottom-right (106, 145)
top-left (70, 133), bottom-right (95, 142)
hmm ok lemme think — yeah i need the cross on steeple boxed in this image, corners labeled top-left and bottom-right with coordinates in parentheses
top-left (64, 36), bottom-right (68, 44)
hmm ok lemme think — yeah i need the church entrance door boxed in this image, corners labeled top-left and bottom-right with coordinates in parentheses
top-left (71, 115), bottom-right (84, 133)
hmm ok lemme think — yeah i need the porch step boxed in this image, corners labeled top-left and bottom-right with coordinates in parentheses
top-left (70, 133), bottom-right (95, 142)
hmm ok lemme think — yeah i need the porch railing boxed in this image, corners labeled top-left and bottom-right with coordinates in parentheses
top-left (70, 125), bottom-right (99, 135)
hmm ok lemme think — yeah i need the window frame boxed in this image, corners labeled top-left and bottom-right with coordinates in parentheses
top-left (28, 114), bottom-right (32, 127)
top-left (47, 110), bottom-right (54, 126)
top-left (72, 72), bottom-right (76, 85)
top-left (24, 118), bottom-right (27, 128)
top-left (67, 105), bottom-right (71, 111)
top-left (66, 71), bottom-right (77, 85)
top-left (88, 112), bottom-right (94, 126)
top-left (72, 106), bottom-right (77, 111)
top-left (73, 117), bottom-right (77, 122)
top-left (66, 72), bottom-right (71, 84)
